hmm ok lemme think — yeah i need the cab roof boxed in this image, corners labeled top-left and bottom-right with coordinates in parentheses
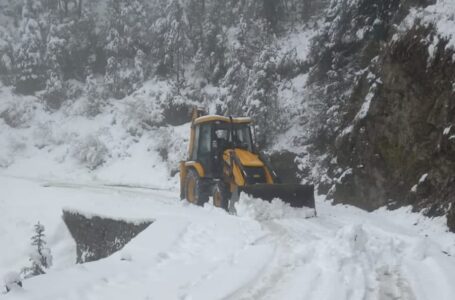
top-left (193, 115), bottom-right (252, 126)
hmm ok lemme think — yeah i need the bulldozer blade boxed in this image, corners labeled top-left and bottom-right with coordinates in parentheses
top-left (240, 184), bottom-right (315, 209)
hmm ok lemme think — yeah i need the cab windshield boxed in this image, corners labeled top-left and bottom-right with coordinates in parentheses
top-left (213, 123), bottom-right (254, 152)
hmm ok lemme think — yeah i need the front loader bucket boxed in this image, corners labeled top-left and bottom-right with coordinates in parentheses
top-left (241, 184), bottom-right (315, 209)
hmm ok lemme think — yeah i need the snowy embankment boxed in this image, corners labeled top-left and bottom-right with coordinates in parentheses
top-left (1, 173), bottom-right (455, 300)
top-left (0, 80), bottom-right (191, 185)
top-left (401, 0), bottom-right (455, 56)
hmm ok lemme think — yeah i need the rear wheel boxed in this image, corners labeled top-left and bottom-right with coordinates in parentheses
top-left (212, 182), bottom-right (230, 211)
top-left (185, 169), bottom-right (209, 205)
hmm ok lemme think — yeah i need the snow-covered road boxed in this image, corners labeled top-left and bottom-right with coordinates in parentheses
top-left (1, 175), bottom-right (455, 300)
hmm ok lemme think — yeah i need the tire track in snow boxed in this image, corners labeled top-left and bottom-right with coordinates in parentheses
top-left (223, 220), bottom-right (319, 300)
top-left (222, 201), bottom-right (455, 300)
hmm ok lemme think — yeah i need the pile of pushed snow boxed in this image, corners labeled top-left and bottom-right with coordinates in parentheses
top-left (235, 194), bottom-right (316, 221)
top-left (401, 0), bottom-right (455, 51)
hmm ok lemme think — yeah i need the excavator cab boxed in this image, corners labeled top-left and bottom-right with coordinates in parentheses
top-left (179, 108), bottom-right (315, 214)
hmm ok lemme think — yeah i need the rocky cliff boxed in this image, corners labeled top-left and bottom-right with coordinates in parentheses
top-left (302, 0), bottom-right (455, 231)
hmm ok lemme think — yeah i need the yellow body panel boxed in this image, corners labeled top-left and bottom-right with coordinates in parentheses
top-left (222, 148), bottom-right (274, 187)
top-left (184, 161), bottom-right (205, 177)
top-left (234, 149), bottom-right (264, 167)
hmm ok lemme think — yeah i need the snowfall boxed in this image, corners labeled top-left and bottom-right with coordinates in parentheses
top-left (2, 0), bottom-right (455, 296)
top-left (1, 112), bottom-right (455, 300)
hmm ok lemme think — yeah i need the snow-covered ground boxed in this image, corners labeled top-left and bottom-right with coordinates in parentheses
top-left (1, 165), bottom-right (455, 299)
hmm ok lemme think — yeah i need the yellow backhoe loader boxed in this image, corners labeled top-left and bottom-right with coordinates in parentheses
top-left (179, 108), bottom-right (315, 213)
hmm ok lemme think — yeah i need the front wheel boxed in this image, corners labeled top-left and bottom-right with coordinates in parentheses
top-left (185, 169), bottom-right (209, 205)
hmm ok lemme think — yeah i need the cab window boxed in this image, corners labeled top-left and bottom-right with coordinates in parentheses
top-left (191, 126), bottom-right (199, 160)
top-left (198, 124), bottom-right (212, 169)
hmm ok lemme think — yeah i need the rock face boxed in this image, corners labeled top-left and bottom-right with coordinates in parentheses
top-left (334, 23), bottom-right (455, 218)
top-left (269, 150), bottom-right (309, 184)
top-left (448, 208), bottom-right (455, 232)
top-left (305, 0), bottom-right (455, 231)
top-left (62, 210), bottom-right (152, 263)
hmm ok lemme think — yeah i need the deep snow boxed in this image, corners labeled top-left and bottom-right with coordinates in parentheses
top-left (1, 166), bottom-right (455, 300)
top-left (1, 7), bottom-right (455, 297)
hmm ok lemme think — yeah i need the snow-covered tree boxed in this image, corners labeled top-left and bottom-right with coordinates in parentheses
top-left (103, 50), bottom-right (145, 99)
top-left (230, 14), bottom-right (268, 68)
top-left (14, 0), bottom-right (46, 94)
top-left (152, 0), bottom-right (191, 91)
top-left (22, 222), bottom-right (53, 278)
top-left (0, 28), bottom-right (14, 85)
top-left (132, 49), bottom-right (146, 88)
top-left (221, 60), bottom-right (249, 115)
top-left (244, 45), bottom-right (284, 146)
top-left (45, 11), bottom-right (96, 80)
top-left (104, 56), bottom-right (121, 98)
top-left (42, 70), bottom-right (65, 109)
top-left (81, 73), bottom-right (104, 117)
top-left (189, 0), bottom-right (229, 83)
top-left (105, 0), bottom-right (152, 58)
top-left (102, 0), bottom-right (151, 99)
top-left (73, 135), bottom-right (109, 170)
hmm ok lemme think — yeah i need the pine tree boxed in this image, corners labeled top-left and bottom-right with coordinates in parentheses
top-left (244, 45), bottom-right (283, 147)
top-left (14, 0), bottom-right (46, 94)
top-left (221, 60), bottom-right (249, 115)
top-left (133, 49), bottom-right (146, 88)
top-left (84, 73), bottom-right (104, 117)
top-left (193, 0), bottom-right (228, 83)
top-left (43, 70), bottom-right (65, 109)
top-left (230, 14), bottom-right (268, 68)
top-left (104, 56), bottom-right (121, 98)
top-left (105, 0), bottom-right (152, 58)
top-left (151, 0), bottom-right (191, 92)
top-left (22, 222), bottom-right (53, 278)
top-left (0, 28), bottom-right (14, 85)
top-left (102, 0), bottom-right (151, 99)
top-left (261, 0), bottom-right (285, 33)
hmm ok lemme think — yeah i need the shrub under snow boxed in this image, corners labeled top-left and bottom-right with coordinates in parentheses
top-left (3, 272), bottom-right (22, 293)
top-left (0, 96), bottom-right (39, 129)
top-left (73, 135), bottom-right (109, 170)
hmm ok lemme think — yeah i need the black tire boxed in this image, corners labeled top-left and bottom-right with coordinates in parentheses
top-left (212, 182), bottom-right (231, 211)
top-left (185, 169), bottom-right (209, 205)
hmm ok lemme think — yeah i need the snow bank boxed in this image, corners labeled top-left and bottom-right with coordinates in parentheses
top-left (236, 194), bottom-right (316, 221)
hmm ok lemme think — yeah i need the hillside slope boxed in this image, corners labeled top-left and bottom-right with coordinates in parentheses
top-left (296, 0), bottom-right (455, 231)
